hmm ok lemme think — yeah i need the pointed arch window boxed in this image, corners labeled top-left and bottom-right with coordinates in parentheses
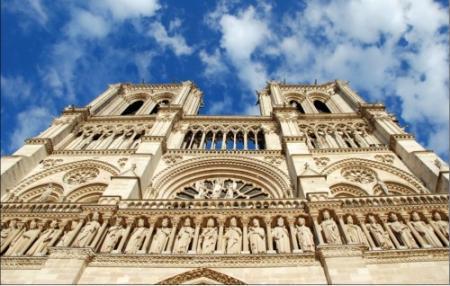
top-left (313, 100), bottom-right (331, 113)
top-left (289, 100), bottom-right (305, 114)
top-left (121, 100), bottom-right (144, 115)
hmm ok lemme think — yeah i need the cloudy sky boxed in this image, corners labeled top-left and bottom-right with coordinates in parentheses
top-left (1, 0), bottom-right (449, 160)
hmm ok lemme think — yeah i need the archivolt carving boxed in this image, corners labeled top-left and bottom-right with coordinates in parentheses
top-left (321, 158), bottom-right (425, 193)
top-left (12, 160), bottom-right (119, 194)
top-left (341, 167), bottom-right (376, 184)
top-left (20, 183), bottom-right (64, 202)
top-left (157, 268), bottom-right (245, 285)
top-left (330, 184), bottom-right (368, 198)
top-left (174, 178), bottom-right (270, 200)
top-left (373, 182), bottom-right (416, 196)
top-left (150, 156), bottom-right (292, 199)
top-left (65, 183), bottom-right (107, 203)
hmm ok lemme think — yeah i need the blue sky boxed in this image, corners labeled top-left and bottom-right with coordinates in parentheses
top-left (1, 0), bottom-right (449, 161)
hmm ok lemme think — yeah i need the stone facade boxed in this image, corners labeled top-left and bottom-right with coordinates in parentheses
top-left (1, 80), bottom-right (449, 284)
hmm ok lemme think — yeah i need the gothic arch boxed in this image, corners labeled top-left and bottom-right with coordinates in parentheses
top-left (157, 268), bottom-right (245, 285)
top-left (373, 182), bottom-right (416, 196)
top-left (321, 158), bottom-right (425, 194)
top-left (307, 91), bottom-right (340, 113)
top-left (65, 183), bottom-right (107, 203)
top-left (13, 160), bottom-right (119, 195)
top-left (20, 183), bottom-right (64, 202)
top-left (123, 92), bottom-right (151, 103)
top-left (152, 91), bottom-right (176, 102)
top-left (284, 92), bottom-right (306, 104)
top-left (150, 155), bottom-right (292, 199)
top-left (330, 183), bottom-right (368, 198)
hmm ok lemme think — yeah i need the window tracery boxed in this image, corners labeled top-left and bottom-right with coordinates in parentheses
top-left (64, 124), bottom-right (152, 151)
top-left (341, 167), bottom-right (376, 184)
top-left (63, 167), bottom-right (100, 185)
top-left (299, 121), bottom-right (382, 150)
top-left (181, 124), bottom-right (266, 150)
top-left (174, 178), bottom-right (270, 200)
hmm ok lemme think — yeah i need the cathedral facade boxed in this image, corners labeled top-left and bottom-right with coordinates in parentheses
top-left (1, 80), bottom-right (448, 284)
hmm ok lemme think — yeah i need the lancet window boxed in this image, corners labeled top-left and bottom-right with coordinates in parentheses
top-left (299, 121), bottom-right (382, 150)
top-left (181, 125), bottom-right (266, 150)
top-left (63, 124), bottom-right (152, 151)
top-left (289, 100), bottom-right (305, 114)
top-left (173, 178), bottom-right (270, 200)
top-left (121, 100), bottom-right (144, 115)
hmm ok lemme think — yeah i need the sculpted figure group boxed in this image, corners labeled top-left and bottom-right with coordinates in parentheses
top-left (1, 210), bottom-right (448, 257)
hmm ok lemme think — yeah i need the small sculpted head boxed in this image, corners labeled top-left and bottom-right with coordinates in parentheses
top-left (137, 218), bottom-right (145, 227)
top-left (277, 217), bottom-right (284, 227)
top-left (29, 220), bottom-right (37, 229)
top-left (368, 215), bottom-right (376, 224)
top-left (184, 217), bottom-right (191, 227)
top-left (346, 216), bottom-right (354, 224)
top-left (411, 212), bottom-right (420, 221)
top-left (297, 217), bottom-right (306, 226)
top-left (230, 217), bottom-right (237, 227)
top-left (252, 218), bottom-right (260, 227)
top-left (162, 218), bottom-right (169, 227)
top-left (207, 218), bottom-right (215, 227)
top-left (323, 210), bottom-right (330, 220)
top-left (92, 212), bottom-right (100, 221)
top-left (389, 213), bottom-right (398, 222)
top-left (433, 212), bottom-right (442, 221)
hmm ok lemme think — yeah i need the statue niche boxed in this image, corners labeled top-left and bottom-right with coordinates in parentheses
top-left (174, 178), bottom-right (270, 200)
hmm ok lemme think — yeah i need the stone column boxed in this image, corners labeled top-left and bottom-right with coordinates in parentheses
top-left (312, 215), bottom-right (325, 245)
top-left (140, 217), bottom-right (156, 254)
top-left (215, 217), bottom-right (225, 254)
top-left (241, 217), bottom-right (250, 254)
top-left (288, 217), bottom-right (301, 253)
top-left (164, 217), bottom-right (179, 254)
top-left (190, 217), bottom-right (202, 254)
top-left (338, 215), bottom-right (350, 244)
top-left (264, 217), bottom-right (275, 254)
top-left (381, 217), bottom-right (402, 249)
top-left (33, 247), bottom-right (94, 284)
top-left (356, 214), bottom-right (376, 250)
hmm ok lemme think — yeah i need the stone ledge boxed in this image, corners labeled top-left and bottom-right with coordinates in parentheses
top-left (1, 256), bottom-right (46, 269)
top-left (364, 248), bottom-right (449, 264)
top-left (89, 253), bottom-right (317, 267)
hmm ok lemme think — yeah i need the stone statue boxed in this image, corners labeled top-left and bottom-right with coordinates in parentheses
top-left (2, 189), bottom-right (17, 202)
top-left (173, 218), bottom-right (194, 254)
top-left (149, 218), bottom-right (172, 254)
top-left (224, 217), bottom-right (242, 254)
top-left (72, 212), bottom-right (101, 247)
top-left (248, 218), bottom-right (266, 254)
top-left (295, 217), bottom-right (315, 252)
top-left (194, 181), bottom-right (208, 199)
top-left (27, 220), bottom-right (61, 256)
top-left (1, 219), bottom-right (22, 253)
top-left (410, 212), bottom-right (442, 247)
top-left (210, 179), bottom-right (223, 199)
top-left (388, 213), bottom-right (418, 249)
top-left (100, 218), bottom-right (125, 253)
top-left (37, 184), bottom-right (54, 202)
top-left (6, 220), bottom-right (41, 256)
top-left (125, 218), bottom-right (148, 254)
top-left (199, 218), bottom-right (218, 254)
top-left (272, 217), bottom-right (291, 253)
top-left (57, 221), bottom-right (78, 247)
top-left (375, 174), bottom-right (390, 195)
top-left (319, 210), bottom-right (342, 244)
top-left (432, 212), bottom-right (449, 238)
top-left (366, 215), bottom-right (393, 249)
top-left (344, 216), bottom-right (369, 246)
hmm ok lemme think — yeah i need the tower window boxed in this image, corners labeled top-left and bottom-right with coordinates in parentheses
top-left (313, 100), bottom-right (331, 113)
top-left (289, 100), bottom-right (305, 114)
top-left (121, 100), bottom-right (144, 115)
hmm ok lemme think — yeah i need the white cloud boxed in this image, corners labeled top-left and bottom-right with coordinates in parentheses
top-left (10, 107), bottom-right (54, 151)
top-left (93, 0), bottom-right (160, 21)
top-left (148, 22), bottom-right (193, 56)
top-left (1, 75), bottom-right (32, 100)
top-left (66, 9), bottom-right (110, 39)
top-left (134, 51), bottom-right (156, 81)
top-left (207, 96), bottom-right (233, 114)
top-left (199, 49), bottom-right (227, 78)
top-left (219, 6), bottom-right (270, 61)
top-left (5, 0), bottom-right (48, 28)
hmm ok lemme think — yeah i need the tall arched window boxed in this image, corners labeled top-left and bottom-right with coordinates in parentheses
top-left (150, 100), bottom-right (170, 114)
top-left (313, 100), bottom-right (331, 113)
top-left (121, 100), bottom-right (144, 115)
top-left (289, 100), bottom-right (305, 114)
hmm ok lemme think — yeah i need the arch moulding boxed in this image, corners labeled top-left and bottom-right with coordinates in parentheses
top-left (150, 155), bottom-right (292, 199)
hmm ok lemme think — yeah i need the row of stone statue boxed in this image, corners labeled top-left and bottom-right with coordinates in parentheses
top-left (316, 210), bottom-right (449, 250)
top-left (1, 210), bottom-right (448, 257)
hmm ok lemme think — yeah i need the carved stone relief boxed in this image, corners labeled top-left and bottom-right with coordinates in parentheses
top-left (63, 168), bottom-right (99, 185)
